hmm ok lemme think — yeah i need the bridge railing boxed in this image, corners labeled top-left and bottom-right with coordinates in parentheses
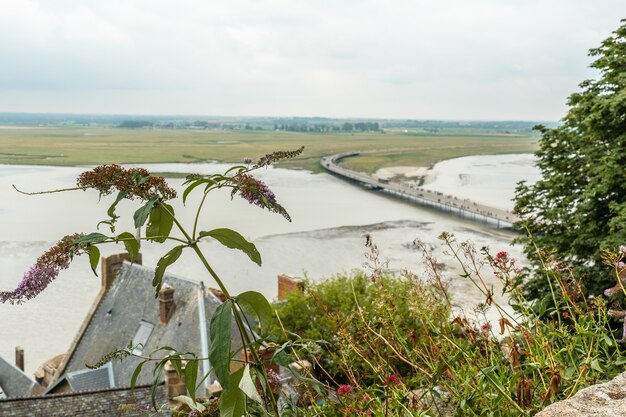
top-left (321, 153), bottom-right (518, 229)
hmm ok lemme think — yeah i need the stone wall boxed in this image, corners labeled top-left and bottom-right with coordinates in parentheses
top-left (0, 384), bottom-right (168, 417)
top-left (537, 371), bottom-right (626, 417)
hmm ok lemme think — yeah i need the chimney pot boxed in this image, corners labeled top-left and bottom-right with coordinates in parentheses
top-left (159, 284), bottom-right (176, 325)
top-left (15, 346), bottom-right (24, 372)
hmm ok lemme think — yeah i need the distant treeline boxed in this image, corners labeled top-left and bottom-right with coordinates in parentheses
top-left (274, 121), bottom-right (381, 132)
top-left (0, 112), bottom-right (555, 132)
top-left (119, 120), bottom-right (153, 129)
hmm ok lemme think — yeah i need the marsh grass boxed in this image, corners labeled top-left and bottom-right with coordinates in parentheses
top-left (0, 127), bottom-right (536, 173)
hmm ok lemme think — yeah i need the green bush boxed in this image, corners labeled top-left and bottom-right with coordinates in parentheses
top-left (272, 235), bottom-right (626, 416)
top-left (272, 270), bottom-right (451, 386)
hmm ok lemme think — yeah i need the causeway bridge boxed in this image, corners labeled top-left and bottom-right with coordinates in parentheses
top-left (321, 152), bottom-right (519, 229)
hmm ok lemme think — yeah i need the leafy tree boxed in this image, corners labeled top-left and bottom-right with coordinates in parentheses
top-left (514, 20), bottom-right (626, 299)
top-left (118, 120), bottom-right (153, 129)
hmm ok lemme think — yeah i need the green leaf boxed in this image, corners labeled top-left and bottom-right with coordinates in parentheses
top-left (88, 246), bottom-right (100, 276)
top-left (107, 191), bottom-right (128, 218)
top-left (173, 395), bottom-right (206, 412)
top-left (117, 232), bottom-right (140, 262)
top-left (239, 364), bottom-right (262, 403)
top-left (146, 202), bottom-right (174, 243)
top-left (151, 362), bottom-right (165, 411)
top-left (182, 178), bottom-right (215, 205)
top-left (219, 368), bottom-right (246, 417)
top-left (130, 361), bottom-right (145, 389)
top-left (590, 358), bottom-right (603, 372)
top-left (153, 245), bottom-right (184, 294)
top-left (199, 228), bottom-right (261, 266)
top-left (209, 300), bottom-right (233, 390)
top-left (170, 355), bottom-right (183, 378)
top-left (562, 365), bottom-right (577, 380)
top-left (185, 358), bottom-right (198, 401)
top-left (236, 291), bottom-right (273, 336)
top-left (75, 232), bottom-right (109, 245)
top-left (133, 197), bottom-right (159, 228)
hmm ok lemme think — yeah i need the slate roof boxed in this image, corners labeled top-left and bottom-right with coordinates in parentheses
top-left (0, 356), bottom-right (40, 398)
top-left (55, 261), bottom-right (242, 390)
top-left (44, 362), bottom-right (114, 394)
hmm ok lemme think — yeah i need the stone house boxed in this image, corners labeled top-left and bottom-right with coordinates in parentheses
top-left (45, 253), bottom-right (242, 397)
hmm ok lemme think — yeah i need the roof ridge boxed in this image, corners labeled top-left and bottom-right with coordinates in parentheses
top-left (0, 382), bottom-right (163, 402)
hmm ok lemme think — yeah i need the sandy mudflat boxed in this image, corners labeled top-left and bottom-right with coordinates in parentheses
top-left (375, 166), bottom-right (437, 183)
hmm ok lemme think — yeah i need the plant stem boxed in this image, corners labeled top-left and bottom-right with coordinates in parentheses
top-left (160, 196), bottom-right (280, 414)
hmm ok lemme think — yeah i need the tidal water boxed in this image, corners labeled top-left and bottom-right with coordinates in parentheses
top-left (0, 155), bottom-right (539, 375)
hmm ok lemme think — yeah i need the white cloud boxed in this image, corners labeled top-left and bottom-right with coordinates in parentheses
top-left (0, 0), bottom-right (623, 119)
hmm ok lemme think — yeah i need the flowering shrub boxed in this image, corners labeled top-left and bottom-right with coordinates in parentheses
top-left (275, 235), bottom-right (626, 416)
top-left (3, 147), bottom-right (304, 417)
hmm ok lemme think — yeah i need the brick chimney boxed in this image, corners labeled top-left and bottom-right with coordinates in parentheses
top-left (164, 360), bottom-right (187, 399)
top-left (159, 284), bottom-right (176, 325)
top-left (277, 274), bottom-right (304, 300)
top-left (101, 252), bottom-right (142, 291)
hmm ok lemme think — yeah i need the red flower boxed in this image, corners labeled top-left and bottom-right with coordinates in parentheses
top-left (337, 385), bottom-right (353, 396)
top-left (385, 374), bottom-right (400, 385)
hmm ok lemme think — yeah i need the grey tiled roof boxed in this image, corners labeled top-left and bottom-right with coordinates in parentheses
top-left (45, 362), bottom-right (114, 394)
top-left (60, 262), bottom-right (242, 389)
top-left (0, 357), bottom-right (39, 398)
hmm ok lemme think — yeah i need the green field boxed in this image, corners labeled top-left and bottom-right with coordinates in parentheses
top-left (0, 126), bottom-right (538, 174)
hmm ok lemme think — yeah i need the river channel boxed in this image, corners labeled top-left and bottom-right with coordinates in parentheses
top-left (0, 154), bottom-right (539, 375)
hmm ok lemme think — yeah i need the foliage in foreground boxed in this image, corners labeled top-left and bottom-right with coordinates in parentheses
top-left (273, 235), bottom-right (626, 416)
top-left (1, 148), bottom-right (306, 417)
top-left (514, 18), bottom-right (626, 300)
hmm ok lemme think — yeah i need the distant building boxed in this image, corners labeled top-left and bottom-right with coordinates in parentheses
top-left (0, 356), bottom-right (40, 399)
top-left (0, 252), bottom-right (246, 414)
top-left (48, 253), bottom-right (242, 397)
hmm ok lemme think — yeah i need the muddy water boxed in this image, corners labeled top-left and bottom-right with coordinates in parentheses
top-left (0, 156), bottom-right (536, 375)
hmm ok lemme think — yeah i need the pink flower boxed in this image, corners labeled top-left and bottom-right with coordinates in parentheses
top-left (337, 385), bottom-right (353, 396)
top-left (495, 251), bottom-right (508, 260)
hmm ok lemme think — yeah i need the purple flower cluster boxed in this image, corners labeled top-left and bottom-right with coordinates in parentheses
top-left (232, 174), bottom-right (291, 221)
top-left (0, 234), bottom-right (85, 304)
top-left (235, 174), bottom-right (277, 208)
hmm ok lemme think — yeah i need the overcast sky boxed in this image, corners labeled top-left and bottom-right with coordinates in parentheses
top-left (0, 0), bottom-right (624, 120)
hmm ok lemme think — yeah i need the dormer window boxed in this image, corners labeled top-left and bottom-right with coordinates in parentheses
top-left (131, 321), bottom-right (154, 355)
